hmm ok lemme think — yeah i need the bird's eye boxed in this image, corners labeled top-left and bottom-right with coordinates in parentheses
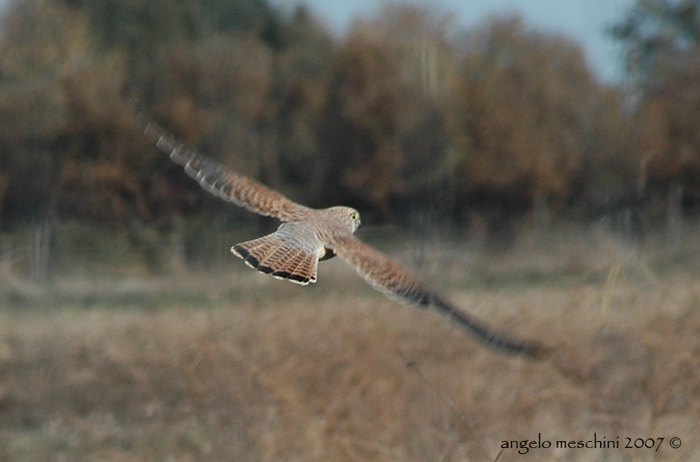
top-left (351, 212), bottom-right (358, 221)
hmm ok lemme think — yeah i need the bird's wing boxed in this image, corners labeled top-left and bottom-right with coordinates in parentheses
top-left (144, 122), bottom-right (312, 222)
top-left (327, 234), bottom-right (551, 359)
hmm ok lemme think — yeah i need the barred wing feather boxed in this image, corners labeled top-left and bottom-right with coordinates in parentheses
top-left (329, 234), bottom-right (551, 359)
top-left (144, 122), bottom-right (312, 222)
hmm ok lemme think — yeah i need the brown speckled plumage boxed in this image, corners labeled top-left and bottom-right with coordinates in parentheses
top-left (144, 121), bottom-right (551, 359)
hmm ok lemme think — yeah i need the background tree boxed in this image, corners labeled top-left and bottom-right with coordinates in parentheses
top-left (447, 17), bottom-right (636, 241)
top-left (317, 6), bottom-right (454, 224)
top-left (0, 0), bottom-right (108, 279)
top-left (1, 0), bottom-right (680, 278)
top-left (268, 7), bottom-right (334, 207)
top-left (612, 0), bottom-right (700, 222)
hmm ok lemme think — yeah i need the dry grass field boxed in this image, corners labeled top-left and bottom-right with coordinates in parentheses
top-left (1, 230), bottom-right (699, 461)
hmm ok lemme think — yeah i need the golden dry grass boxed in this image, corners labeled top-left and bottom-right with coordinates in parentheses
top-left (2, 227), bottom-right (700, 461)
top-left (1, 266), bottom-right (699, 461)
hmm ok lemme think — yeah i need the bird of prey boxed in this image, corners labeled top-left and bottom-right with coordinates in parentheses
top-left (143, 121), bottom-right (550, 359)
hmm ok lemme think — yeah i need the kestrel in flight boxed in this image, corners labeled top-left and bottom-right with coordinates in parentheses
top-left (143, 121), bottom-right (550, 359)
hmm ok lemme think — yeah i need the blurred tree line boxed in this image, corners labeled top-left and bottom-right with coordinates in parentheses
top-left (0, 0), bottom-right (699, 277)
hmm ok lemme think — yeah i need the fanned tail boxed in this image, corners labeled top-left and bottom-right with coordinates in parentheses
top-left (232, 234), bottom-right (319, 285)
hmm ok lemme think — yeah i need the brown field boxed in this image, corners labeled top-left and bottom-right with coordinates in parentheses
top-left (1, 231), bottom-right (700, 461)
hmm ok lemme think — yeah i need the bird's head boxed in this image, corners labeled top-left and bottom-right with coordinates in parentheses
top-left (327, 206), bottom-right (361, 233)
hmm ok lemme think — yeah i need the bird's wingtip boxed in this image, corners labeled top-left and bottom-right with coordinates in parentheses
top-left (521, 341), bottom-right (555, 361)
